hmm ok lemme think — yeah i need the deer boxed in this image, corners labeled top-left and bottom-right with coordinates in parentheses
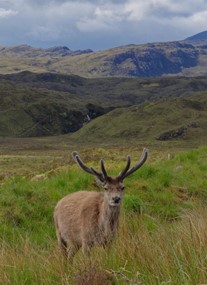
top-left (54, 148), bottom-right (148, 261)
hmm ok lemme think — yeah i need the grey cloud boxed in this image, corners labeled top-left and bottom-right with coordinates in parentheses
top-left (25, 0), bottom-right (126, 5)
top-left (0, 8), bottom-right (18, 17)
top-left (0, 0), bottom-right (207, 50)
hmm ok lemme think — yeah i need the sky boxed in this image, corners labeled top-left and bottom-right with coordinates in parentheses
top-left (0, 0), bottom-right (207, 51)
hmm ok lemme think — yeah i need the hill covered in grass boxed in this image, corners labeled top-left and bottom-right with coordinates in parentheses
top-left (1, 71), bottom-right (207, 137)
top-left (71, 92), bottom-right (207, 146)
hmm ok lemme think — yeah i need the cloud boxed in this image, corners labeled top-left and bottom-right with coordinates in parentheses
top-left (25, 0), bottom-right (126, 4)
top-left (0, 0), bottom-right (207, 50)
top-left (124, 0), bottom-right (207, 21)
top-left (170, 10), bottom-right (207, 33)
top-left (77, 4), bottom-right (127, 32)
top-left (0, 7), bottom-right (17, 18)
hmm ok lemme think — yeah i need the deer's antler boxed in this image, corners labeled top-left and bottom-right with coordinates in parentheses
top-left (118, 148), bottom-right (148, 180)
top-left (72, 148), bottom-right (148, 182)
top-left (72, 151), bottom-right (108, 182)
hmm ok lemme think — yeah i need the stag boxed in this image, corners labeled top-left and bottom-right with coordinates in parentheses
top-left (54, 148), bottom-right (148, 260)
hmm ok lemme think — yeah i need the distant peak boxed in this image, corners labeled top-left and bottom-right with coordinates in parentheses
top-left (46, 46), bottom-right (70, 52)
top-left (185, 31), bottom-right (207, 41)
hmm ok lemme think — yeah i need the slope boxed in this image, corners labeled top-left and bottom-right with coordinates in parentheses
top-left (71, 92), bottom-right (207, 146)
top-left (1, 71), bottom-right (207, 137)
top-left (185, 31), bottom-right (207, 41)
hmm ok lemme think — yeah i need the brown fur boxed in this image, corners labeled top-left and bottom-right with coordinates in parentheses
top-left (54, 188), bottom-right (121, 260)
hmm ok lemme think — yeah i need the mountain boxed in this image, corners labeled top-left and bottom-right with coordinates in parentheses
top-left (1, 71), bottom-right (207, 137)
top-left (185, 31), bottom-right (207, 41)
top-left (0, 38), bottom-right (207, 77)
top-left (0, 44), bottom-right (93, 57)
top-left (1, 34), bottom-right (207, 144)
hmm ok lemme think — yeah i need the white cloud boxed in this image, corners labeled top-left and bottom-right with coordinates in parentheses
top-left (77, 4), bottom-right (126, 32)
top-left (169, 10), bottom-right (207, 34)
top-left (124, 0), bottom-right (207, 21)
top-left (0, 7), bottom-right (17, 17)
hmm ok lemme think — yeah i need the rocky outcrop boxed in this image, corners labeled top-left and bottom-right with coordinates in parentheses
top-left (156, 123), bottom-right (197, 141)
top-left (45, 46), bottom-right (93, 57)
top-left (156, 126), bottom-right (187, 141)
top-left (0, 44), bottom-right (93, 58)
top-left (112, 44), bottom-right (198, 77)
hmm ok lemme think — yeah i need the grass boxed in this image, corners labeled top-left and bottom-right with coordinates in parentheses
top-left (1, 140), bottom-right (207, 284)
top-left (1, 209), bottom-right (207, 284)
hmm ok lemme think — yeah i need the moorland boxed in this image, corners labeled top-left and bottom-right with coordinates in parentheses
top-left (1, 136), bottom-right (207, 284)
top-left (1, 34), bottom-right (207, 284)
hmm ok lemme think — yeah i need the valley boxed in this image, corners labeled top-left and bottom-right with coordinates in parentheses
top-left (1, 71), bottom-right (207, 142)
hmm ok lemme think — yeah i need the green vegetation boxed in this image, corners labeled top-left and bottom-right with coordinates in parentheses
top-left (1, 141), bottom-right (207, 284)
top-left (1, 71), bottom-right (207, 137)
top-left (72, 91), bottom-right (207, 146)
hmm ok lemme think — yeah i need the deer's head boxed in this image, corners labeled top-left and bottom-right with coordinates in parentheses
top-left (72, 149), bottom-right (148, 207)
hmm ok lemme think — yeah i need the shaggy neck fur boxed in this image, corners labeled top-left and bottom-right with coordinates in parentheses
top-left (99, 196), bottom-right (120, 242)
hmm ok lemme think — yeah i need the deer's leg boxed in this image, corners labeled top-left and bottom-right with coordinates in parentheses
top-left (67, 244), bottom-right (80, 261)
top-left (82, 246), bottom-right (90, 257)
top-left (55, 227), bottom-right (68, 258)
top-left (59, 236), bottom-right (68, 258)
top-left (82, 240), bottom-right (92, 258)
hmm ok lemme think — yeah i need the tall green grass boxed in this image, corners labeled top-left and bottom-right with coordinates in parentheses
top-left (1, 146), bottom-right (207, 284)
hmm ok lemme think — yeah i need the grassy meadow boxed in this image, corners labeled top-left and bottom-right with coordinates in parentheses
top-left (1, 136), bottom-right (207, 284)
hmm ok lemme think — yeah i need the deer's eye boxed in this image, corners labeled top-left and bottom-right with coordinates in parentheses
top-left (104, 185), bottom-right (108, 191)
top-left (120, 186), bottom-right (125, 191)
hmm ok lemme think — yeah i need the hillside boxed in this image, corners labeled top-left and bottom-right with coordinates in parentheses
top-left (185, 31), bottom-right (207, 41)
top-left (0, 39), bottom-right (207, 77)
top-left (1, 71), bottom-right (207, 137)
top-left (71, 92), bottom-right (207, 146)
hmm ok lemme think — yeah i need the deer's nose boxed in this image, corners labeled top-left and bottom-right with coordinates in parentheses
top-left (113, 196), bottom-right (121, 204)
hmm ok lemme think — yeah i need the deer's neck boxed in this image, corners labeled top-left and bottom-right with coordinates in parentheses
top-left (99, 197), bottom-right (120, 239)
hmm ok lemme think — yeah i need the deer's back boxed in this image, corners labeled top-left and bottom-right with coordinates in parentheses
top-left (54, 191), bottom-right (104, 245)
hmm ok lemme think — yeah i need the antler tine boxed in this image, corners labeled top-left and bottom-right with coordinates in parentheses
top-left (72, 151), bottom-right (104, 180)
top-left (100, 159), bottom-right (108, 180)
top-left (121, 148), bottom-right (148, 180)
top-left (72, 151), bottom-right (78, 160)
top-left (118, 155), bottom-right (131, 180)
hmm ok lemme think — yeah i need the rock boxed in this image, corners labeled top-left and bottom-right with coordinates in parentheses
top-left (156, 126), bottom-right (187, 141)
top-left (31, 174), bottom-right (47, 181)
top-left (175, 166), bottom-right (184, 170)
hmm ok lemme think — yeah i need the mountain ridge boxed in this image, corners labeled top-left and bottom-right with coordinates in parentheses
top-left (0, 33), bottom-right (207, 77)
top-left (0, 44), bottom-right (93, 57)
